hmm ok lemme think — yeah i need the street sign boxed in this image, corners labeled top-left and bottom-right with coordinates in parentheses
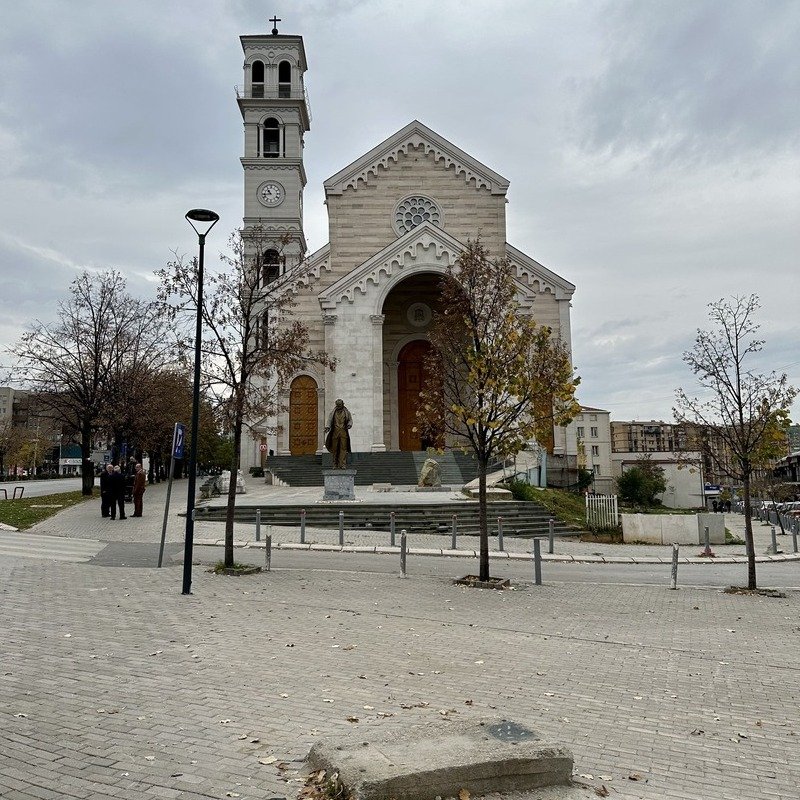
top-left (173, 423), bottom-right (186, 460)
top-left (259, 443), bottom-right (268, 452)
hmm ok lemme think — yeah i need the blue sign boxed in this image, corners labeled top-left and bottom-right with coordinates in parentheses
top-left (173, 423), bottom-right (186, 459)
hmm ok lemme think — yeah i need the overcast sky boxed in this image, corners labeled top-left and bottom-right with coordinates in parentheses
top-left (1, 0), bottom-right (797, 422)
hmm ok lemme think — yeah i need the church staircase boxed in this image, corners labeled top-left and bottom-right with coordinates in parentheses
top-left (265, 450), bottom-right (490, 487)
top-left (195, 498), bottom-right (572, 538)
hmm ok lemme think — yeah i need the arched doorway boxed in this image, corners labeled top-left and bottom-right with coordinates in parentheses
top-left (397, 340), bottom-right (434, 451)
top-left (289, 376), bottom-right (318, 455)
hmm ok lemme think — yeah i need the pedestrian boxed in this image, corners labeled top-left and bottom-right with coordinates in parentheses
top-left (725, 499), bottom-right (731, 513)
top-left (111, 465), bottom-right (127, 520)
top-left (132, 463), bottom-right (146, 517)
top-left (712, 499), bottom-right (718, 513)
top-left (99, 463), bottom-right (114, 517)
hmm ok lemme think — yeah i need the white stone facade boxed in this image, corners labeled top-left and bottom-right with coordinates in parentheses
top-left (238, 31), bottom-right (576, 470)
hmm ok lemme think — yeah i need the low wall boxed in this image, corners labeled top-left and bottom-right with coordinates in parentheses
top-left (621, 513), bottom-right (725, 545)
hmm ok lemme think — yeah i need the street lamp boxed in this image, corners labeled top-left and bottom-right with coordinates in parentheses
top-left (182, 208), bottom-right (219, 595)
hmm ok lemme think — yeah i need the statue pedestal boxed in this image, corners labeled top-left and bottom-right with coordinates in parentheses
top-left (322, 469), bottom-right (357, 501)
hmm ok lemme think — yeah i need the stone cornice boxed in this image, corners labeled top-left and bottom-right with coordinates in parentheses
top-left (505, 243), bottom-right (575, 301)
top-left (323, 120), bottom-right (510, 196)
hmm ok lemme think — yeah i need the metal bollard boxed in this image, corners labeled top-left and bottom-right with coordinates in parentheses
top-left (702, 525), bottom-right (713, 557)
top-left (255, 508), bottom-right (261, 542)
top-left (400, 529), bottom-right (407, 577)
top-left (770, 525), bottom-right (779, 554)
top-left (451, 514), bottom-right (457, 550)
top-left (265, 534), bottom-right (272, 572)
top-left (792, 520), bottom-right (799, 554)
top-left (533, 538), bottom-right (542, 585)
top-left (669, 543), bottom-right (679, 590)
top-left (339, 510), bottom-right (344, 546)
top-left (548, 517), bottom-right (555, 555)
top-left (300, 509), bottom-right (306, 544)
top-left (390, 511), bottom-right (396, 547)
top-left (497, 517), bottom-right (504, 552)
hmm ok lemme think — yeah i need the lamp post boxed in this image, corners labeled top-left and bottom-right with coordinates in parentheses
top-left (182, 208), bottom-right (219, 595)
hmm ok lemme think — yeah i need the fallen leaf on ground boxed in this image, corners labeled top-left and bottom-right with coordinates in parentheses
top-left (346, 716), bottom-right (359, 723)
top-left (258, 756), bottom-right (277, 765)
top-left (628, 773), bottom-right (643, 781)
top-left (595, 786), bottom-right (609, 797)
top-left (459, 789), bottom-right (471, 800)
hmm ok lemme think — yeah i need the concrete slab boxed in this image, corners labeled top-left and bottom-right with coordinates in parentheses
top-left (307, 718), bottom-right (573, 800)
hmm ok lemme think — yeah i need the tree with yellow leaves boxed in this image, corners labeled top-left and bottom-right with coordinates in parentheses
top-left (416, 240), bottom-right (580, 582)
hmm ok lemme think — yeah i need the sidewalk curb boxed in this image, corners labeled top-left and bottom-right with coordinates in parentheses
top-left (193, 539), bottom-right (800, 565)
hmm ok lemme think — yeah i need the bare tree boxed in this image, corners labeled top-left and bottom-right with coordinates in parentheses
top-left (674, 295), bottom-right (797, 589)
top-left (416, 240), bottom-right (580, 582)
top-left (8, 271), bottom-right (171, 495)
top-left (157, 229), bottom-right (333, 568)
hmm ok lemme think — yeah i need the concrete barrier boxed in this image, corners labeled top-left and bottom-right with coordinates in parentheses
top-left (621, 513), bottom-right (724, 545)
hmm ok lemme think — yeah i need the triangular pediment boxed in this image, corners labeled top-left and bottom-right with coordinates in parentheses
top-left (323, 120), bottom-right (510, 196)
top-left (318, 222), bottom-right (463, 309)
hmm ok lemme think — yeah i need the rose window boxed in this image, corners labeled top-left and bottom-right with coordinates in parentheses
top-left (393, 196), bottom-right (442, 235)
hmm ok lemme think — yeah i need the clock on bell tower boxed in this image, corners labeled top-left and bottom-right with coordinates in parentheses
top-left (237, 21), bottom-right (310, 275)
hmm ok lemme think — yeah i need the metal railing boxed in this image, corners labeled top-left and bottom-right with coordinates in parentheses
top-left (234, 85), bottom-right (313, 121)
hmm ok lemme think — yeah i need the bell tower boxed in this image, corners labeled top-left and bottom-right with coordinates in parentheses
top-left (237, 19), bottom-right (310, 274)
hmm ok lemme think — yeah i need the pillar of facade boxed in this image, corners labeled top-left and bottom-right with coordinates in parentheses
top-left (370, 314), bottom-right (386, 452)
top-left (318, 314), bottom-right (337, 454)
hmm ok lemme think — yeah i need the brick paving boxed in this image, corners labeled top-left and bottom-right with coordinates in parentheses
top-left (1, 551), bottom-right (799, 799)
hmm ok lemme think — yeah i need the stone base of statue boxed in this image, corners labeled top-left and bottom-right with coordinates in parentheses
top-left (322, 469), bottom-right (357, 501)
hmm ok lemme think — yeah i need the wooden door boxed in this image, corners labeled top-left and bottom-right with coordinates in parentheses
top-left (289, 376), bottom-right (318, 455)
top-left (398, 340), bottom-right (432, 451)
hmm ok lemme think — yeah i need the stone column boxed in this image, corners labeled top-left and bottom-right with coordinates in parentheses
top-left (370, 314), bottom-right (386, 452)
top-left (319, 314), bottom-right (337, 454)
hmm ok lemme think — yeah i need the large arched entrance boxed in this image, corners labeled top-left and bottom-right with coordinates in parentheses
top-left (397, 340), bottom-right (434, 451)
top-left (289, 375), bottom-right (318, 455)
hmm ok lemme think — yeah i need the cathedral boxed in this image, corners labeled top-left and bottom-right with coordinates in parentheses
top-left (236, 25), bottom-right (576, 472)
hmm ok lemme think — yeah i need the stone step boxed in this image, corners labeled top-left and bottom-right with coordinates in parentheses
top-left (307, 718), bottom-right (573, 800)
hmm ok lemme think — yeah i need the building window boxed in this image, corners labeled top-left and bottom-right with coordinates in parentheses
top-left (590, 414), bottom-right (597, 421)
top-left (590, 427), bottom-right (598, 438)
top-left (591, 445), bottom-right (599, 457)
top-left (576, 426), bottom-right (584, 438)
top-left (278, 60), bottom-right (291, 97)
top-left (262, 249), bottom-right (280, 284)
top-left (594, 465), bottom-right (601, 476)
top-left (262, 117), bottom-right (282, 158)
top-left (251, 60), bottom-right (264, 97)
top-left (393, 195), bottom-right (442, 235)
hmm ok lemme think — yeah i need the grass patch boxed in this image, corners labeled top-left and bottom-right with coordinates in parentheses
top-left (725, 528), bottom-right (745, 545)
top-left (0, 489), bottom-right (95, 530)
top-left (503, 480), bottom-right (587, 528)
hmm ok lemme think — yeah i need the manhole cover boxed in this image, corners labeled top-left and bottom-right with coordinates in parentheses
top-left (486, 720), bottom-right (539, 743)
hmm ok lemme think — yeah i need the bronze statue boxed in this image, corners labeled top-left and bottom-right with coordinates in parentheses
top-left (324, 398), bottom-right (352, 469)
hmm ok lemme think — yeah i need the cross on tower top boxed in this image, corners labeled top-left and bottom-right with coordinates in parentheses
top-left (269, 15), bottom-right (281, 35)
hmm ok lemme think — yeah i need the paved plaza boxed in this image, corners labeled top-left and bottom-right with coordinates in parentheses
top-left (1, 478), bottom-right (799, 799)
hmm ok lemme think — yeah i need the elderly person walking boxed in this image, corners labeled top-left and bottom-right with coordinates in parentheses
top-left (111, 465), bottom-right (127, 520)
top-left (99, 463), bottom-right (114, 518)
top-left (131, 463), bottom-right (146, 517)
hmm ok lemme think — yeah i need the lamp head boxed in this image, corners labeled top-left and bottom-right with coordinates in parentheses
top-left (185, 208), bottom-right (220, 237)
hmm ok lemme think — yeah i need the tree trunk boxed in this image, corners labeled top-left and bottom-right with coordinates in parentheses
top-left (742, 472), bottom-right (757, 590)
top-left (80, 421), bottom-right (94, 496)
top-left (224, 411), bottom-right (244, 568)
top-left (478, 457), bottom-right (489, 581)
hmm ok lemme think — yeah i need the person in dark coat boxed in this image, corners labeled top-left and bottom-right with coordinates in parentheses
top-left (99, 463), bottom-right (114, 517)
top-left (132, 463), bottom-right (146, 517)
top-left (111, 465), bottom-right (127, 520)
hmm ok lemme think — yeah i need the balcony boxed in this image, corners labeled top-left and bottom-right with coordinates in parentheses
top-left (235, 84), bottom-right (312, 121)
